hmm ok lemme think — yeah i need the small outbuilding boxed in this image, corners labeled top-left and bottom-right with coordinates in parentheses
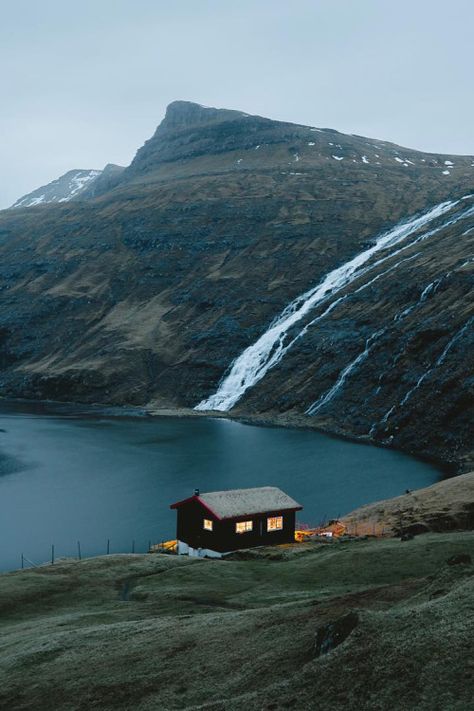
top-left (170, 486), bottom-right (303, 557)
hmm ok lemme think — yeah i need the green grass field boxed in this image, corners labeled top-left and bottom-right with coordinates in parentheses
top-left (1, 532), bottom-right (473, 710)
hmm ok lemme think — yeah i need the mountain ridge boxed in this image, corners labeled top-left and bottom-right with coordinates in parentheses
top-left (9, 101), bottom-right (474, 206)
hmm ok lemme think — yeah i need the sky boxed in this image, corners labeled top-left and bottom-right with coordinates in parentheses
top-left (1, 0), bottom-right (473, 208)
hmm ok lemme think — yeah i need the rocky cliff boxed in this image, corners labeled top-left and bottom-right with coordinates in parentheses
top-left (0, 101), bottom-right (472, 469)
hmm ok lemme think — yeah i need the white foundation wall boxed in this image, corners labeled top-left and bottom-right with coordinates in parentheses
top-left (177, 540), bottom-right (222, 558)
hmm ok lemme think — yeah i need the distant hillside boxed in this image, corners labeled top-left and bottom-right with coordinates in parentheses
top-left (11, 169), bottom-right (102, 207)
top-left (10, 164), bottom-right (125, 208)
top-left (0, 101), bottom-right (473, 469)
top-left (343, 471), bottom-right (474, 535)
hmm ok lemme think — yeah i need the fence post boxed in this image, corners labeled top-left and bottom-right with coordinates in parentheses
top-left (21, 553), bottom-right (24, 569)
top-left (77, 541), bottom-right (82, 560)
top-left (51, 544), bottom-right (55, 566)
top-left (107, 539), bottom-right (110, 555)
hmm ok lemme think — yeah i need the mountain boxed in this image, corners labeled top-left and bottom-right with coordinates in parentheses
top-left (76, 163), bottom-right (126, 199)
top-left (0, 101), bottom-right (472, 470)
top-left (11, 169), bottom-right (102, 207)
top-left (10, 164), bottom-right (125, 208)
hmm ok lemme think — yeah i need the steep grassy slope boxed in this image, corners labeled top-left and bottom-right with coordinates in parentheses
top-left (342, 471), bottom-right (474, 535)
top-left (1, 533), bottom-right (473, 710)
top-left (0, 101), bottom-right (472, 467)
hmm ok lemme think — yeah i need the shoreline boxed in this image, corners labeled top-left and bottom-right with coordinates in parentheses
top-left (146, 404), bottom-right (458, 478)
top-left (0, 395), bottom-right (457, 477)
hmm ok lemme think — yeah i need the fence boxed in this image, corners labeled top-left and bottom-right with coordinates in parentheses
top-left (17, 516), bottom-right (396, 570)
top-left (19, 537), bottom-right (159, 571)
top-left (296, 515), bottom-right (389, 539)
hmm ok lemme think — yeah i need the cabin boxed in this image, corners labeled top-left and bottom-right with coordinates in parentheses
top-left (170, 486), bottom-right (303, 557)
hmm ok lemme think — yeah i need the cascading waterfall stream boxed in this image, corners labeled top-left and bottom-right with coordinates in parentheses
top-left (196, 198), bottom-right (470, 412)
top-left (395, 317), bottom-right (472, 410)
top-left (369, 318), bottom-right (473, 437)
top-left (370, 269), bottom-right (474, 434)
top-left (369, 257), bottom-right (468, 409)
top-left (305, 258), bottom-right (469, 417)
top-left (296, 200), bottom-right (473, 354)
top-left (306, 329), bottom-right (386, 415)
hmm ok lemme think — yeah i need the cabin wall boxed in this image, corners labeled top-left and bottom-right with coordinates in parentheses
top-left (216, 511), bottom-right (296, 551)
top-left (176, 500), bottom-right (220, 550)
top-left (176, 502), bottom-right (296, 552)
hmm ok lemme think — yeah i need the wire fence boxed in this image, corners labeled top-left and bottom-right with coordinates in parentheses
top-left (296, 515), bottom-right (390, 539)
top-left (18, 537), bottom-right (163, 570)
top-left (17, 513), bottom-right (411, 571)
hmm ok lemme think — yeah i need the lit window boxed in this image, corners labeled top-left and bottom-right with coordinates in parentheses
top-left (235, 520), bottom-right (253, 534)
top-left (267, 516), bottom-right (283, 531)
top-left (203, 519), bottom-right (213, 531)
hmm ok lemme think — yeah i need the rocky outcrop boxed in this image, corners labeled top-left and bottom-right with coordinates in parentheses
top-left (0, 101), bottom-right (472, 469)
top-left (75, 163), bottom-right (125, 199)
top-left (315, 611), bottom-right (359, 656)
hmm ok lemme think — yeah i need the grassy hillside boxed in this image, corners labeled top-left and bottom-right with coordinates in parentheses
top-left (342, 470), bottom-right (474, 536)
top-left (1, 532), bottom-right (473, 710)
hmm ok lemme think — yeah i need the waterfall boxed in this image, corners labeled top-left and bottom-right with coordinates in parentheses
top-left (370, 316), bottom-right (472, 435)
top-left (394, 278), bottom-right (442, 322)
top-left (195, 199), bottom-right (459, 412)
top-left (372, 270), bottom-right (473, 432)
top-left (306, 329), bottom-right (386, 415)
top-left (398, 316), bottom-right (473, 408)
top-left (305, 268), bottom-right (451, 416)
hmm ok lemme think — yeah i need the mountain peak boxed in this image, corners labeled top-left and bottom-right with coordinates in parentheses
top-left (125, 101), bottom-right (280, 176)
top-left (160, 101), bottom-right (251, 131)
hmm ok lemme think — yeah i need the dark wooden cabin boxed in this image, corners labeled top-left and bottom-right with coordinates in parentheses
top-left (170, 486), bottom-right (303, 556)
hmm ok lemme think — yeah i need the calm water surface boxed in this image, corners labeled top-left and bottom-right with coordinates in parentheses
top-left (0, 401), bottom-right (442, 571)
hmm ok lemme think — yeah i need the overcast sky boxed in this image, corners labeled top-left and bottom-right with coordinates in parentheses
top-left (1, 0), bottom-right (473, 208)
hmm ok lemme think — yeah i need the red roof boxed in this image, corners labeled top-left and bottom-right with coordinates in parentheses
top-left (170, 495), bottom-right (220, 519)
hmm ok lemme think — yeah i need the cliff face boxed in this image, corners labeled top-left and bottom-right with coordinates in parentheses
top-left (0, 102), bottom-right (472, 469)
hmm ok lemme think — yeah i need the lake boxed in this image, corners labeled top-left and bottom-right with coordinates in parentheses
top-left (0, 400), bottom-right (442, 571)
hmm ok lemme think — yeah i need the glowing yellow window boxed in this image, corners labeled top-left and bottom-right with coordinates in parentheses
top-left (203, 519), bottom-right (213, 531)
top-left (267, 516), bottom-right (283, 532)
top-left (235, 520), bottom-right (253, 534)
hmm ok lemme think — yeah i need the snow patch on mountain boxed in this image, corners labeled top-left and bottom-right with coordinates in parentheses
top-left (11, 169), bottom-right (102, 208)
